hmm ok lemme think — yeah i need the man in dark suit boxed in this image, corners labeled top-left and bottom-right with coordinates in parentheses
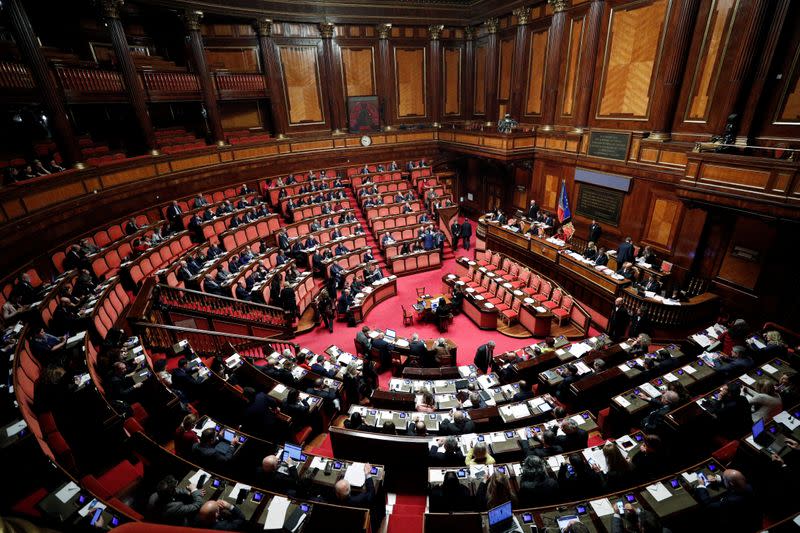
top-left (527, 430), bottom-right (564, 457)
top-left (512, 381), bottom-right (536, 402)
top-left (429, 437), bottom-right (466, 464)
top-left (235, 280), bottom-right (251, 301)
top-left (439, 411), bottom-right (476, 436)
top-left (176, 261), bottom-right (194, 283)
top-left (334, 466), bottom-right (384, 532)
top-left (555, 418), bottom-right (588, 452)
top-left (277, 231), bottom-right (290, 251)
top-left (460, 219), bottom-right (472, 250)
top-left (642, 275), bottom-right (662, 294)
top-left (408, 333), bottom-right (431, 367)
top-left (588, 220), bottom-right (602, 244)
top-left (607, 297), bottom-right (630, 341)
top-left (371, 333), bottom-right (392, 369)
top-left (257, 454), bottom-right (302, 496)
top-left (280, 282), bottom-right (297, 318)
top-left (166, 201), bottom-right (184, 232)
top-left (241, 387), bottom-right (281, 439)
top-left (704, 382), bottom-right (753, 439)
top-left (695, 469), bottom-right (760, 533)
top-left (617, 237), bottom-right (634, 265)
top-left (473, 341), bottom-right (495, 374)
top-left (594, 247), bottom-right (609, 266)
top-left (450, 220), bottom-right (461, 250)
top-left (191, 428), bottom-right (237, 467)
top-left (526, 200), bottom-right (539, 220)
top-left (171, 358), bottom-right (201, 401)
top-left (628, 307), bottom-right (649, 337)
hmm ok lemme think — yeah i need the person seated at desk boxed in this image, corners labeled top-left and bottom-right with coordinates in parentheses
top-left (695, 469), bottom-right (760, 533)
top-left (617, 261), bottom-right (636, 280)
top-left (171, 357), bottom-right (202, 401)
top-left (627, 333), bottom-right (651, 357)
top-left (146, 475), bottom-right (204, 526)
top-left (583, 241), bottom-right (598, 260)
top-left (440, 410), bottom-right (475, 435)
top-left (641, 274), bottom-right (661, 293)
top-left (557, 418), bottom-right (589, 452)
top-left (281, 388), bottom-right (311, 421)
top-left (406, 419), bottom-right (428, 436)
top-left (597, 442), bottom-right (634, 493)
top-left (240, 386), bottom-right (281, 440)
top-left (364, 264), bottom-right (383, 284)
top-left (637, 390), bottom-right (680, 437)
top-left (307, 377), bottom-right (339, 412)
top-left (194, 500), bottom-right (246, 532)
top-left (637, 245), bottom-right (657, 265)
top-left (30, 326), bottom-right (68, 362)
top-left (344, 411), bottom-right (368, 431)
top-left (258, 454), bottom-right (302, 497)
top-left (748, 379), bottom-right (783, 423)
top-left (334, 242), bottom-right (350, 256)
top-left (275, 250), bottom-right (289, 267)
top-left (465, 441), bottom-right (495, 466)
top-left (173, 414), bottom-right (200, 457)
top-left (106, 361), bottom-right (144, 406)
top-left (525, 429), bottom-right (564, 458)
top-left (716, 345), bottom-right (754, 377)
top-left (629, 433), bottom-right (669, 481)
top-left (285, 265), bottom-right (300, 284)
top-left (416, 389), bottom-right (437, 413)
top-left (594, 247), bottom-right (609, 266)
top-left (477, 471), bottom-right (517, 511)
top-left (429, 471), bottom-right (473, 512)
top-left (704, 382), bottom-right (752, 439)
top-left (555, 363), bottom-right (580, 401)
top-left (612, 506), bottom-right (669, 533)
top-left (381, 233), bottom-right (395, 247)
top-left (513, 381), bottom-right (536, 402)
top-left (518, 455), bottom-right (560, 507)
top-left (192, 428), bottom-right (238, 468)
top-left (558, 453), bottom-right (601, 500)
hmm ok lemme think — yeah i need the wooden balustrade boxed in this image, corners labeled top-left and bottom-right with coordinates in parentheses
top-left (620, 287), bottom-right (718, 330)
top-left (54, 66), bottom-right (125, 101)
top-left (140, 70), bottom-right (201, 101)
top-left (0, 60), bottom-right (35, 91)
top-left (213, 71), bottom-right (267, 99)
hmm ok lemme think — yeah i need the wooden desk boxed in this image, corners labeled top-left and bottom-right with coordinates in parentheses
top-left (349, 277), bottom-right (397, 324)
top-left (558, 250), bottom-right (630, 296)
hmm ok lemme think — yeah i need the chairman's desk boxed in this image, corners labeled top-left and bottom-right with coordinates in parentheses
top-left (348, 276), bottom-right (398, 324)
top-left (425, 457), bottom-right (726, 533)
top-left (328, 409), bottom-right (597, 487)
top-left (357, 327), bottom-right (457, 365)
top-left (481, 218), bottom-right (718, 326)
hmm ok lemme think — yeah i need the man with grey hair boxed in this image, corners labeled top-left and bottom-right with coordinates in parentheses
top-left (408, 332), bottom-right (429, 367)
top-left (429, 435), bottom-right (465, 464)
top-left (556, 417), bottom-right (589, 452)
top-left (638, 390), bottom-right (680, 436)
top-left (440, 409), bottom-right (475, 435)
top-left (334, 463), bottom-right (383, 532)
top-left (716, 344), bottom-right (754, 377)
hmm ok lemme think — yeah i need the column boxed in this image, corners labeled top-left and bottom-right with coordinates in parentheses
top-left (509, 7), bottom-right (532, 119)
top-left (320, 22), bottom-right (347, 133)
top-left (540, 0), bottom-right (569, 131)
top-left (183, 10), bottom-right (224, 145)
top-left (572, 0), bottom-right (604, 133)
top-left (100, 0), bottom-right (157, 153)
top-left (738, 0), bottom-right (791, 143)
top-left (463, 26), bottom-right (475, 118)
top-left (428, 24), bottom-right (444, 127)
top-left (5, 0), bottom-right (82, 167)
top-left (255, 19), bottom-right (288, 138)
top-left (484, 18), bottom-right (499, 125)
top-left (377, 23), bottom-right (393, 130)
top-left (649, 0), bottom-right (700, 140)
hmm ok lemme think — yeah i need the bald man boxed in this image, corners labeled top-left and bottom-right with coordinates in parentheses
top-left (334, 462), bottom-right (375, 508)
top-left (257, 454), bottom-right (301, 496)
top-left (695, 468), bottom-right (760, 532)
top-left (439, 410), bottom-right (475, 435)
top-left (607, 297), bottom-right (630, 341)
top-left (194, 499), bottom-right (245, 531)
top-left (406, 419), bottom-right (427, 436)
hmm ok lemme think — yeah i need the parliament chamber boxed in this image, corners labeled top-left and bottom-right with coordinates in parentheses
top-left (1, 0), bottom-right (799, 531)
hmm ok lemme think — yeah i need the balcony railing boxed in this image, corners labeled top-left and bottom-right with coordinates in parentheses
top-left (213, 71), bottom-right (267, 99)
top-left (140, 70), bottom-right (202, 101)
top-left (0, 61), bottom-right (35, 91)
top-left (54, 66), bottom-right (126, 101)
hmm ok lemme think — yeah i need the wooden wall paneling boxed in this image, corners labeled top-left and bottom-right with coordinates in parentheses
top-left (497, 35), bottom-right (515, 117)
top-left (443, 46), bottom-right (463, 116)
top-left (340, 45), bottom-right (376, 97)
top-left (205, 47), bottom-right (261, 72)
top-left (592, 0), bottom-right (671, 127)
top-left (474, 42), bottom-right (488, 115)
top-left (753, 0), bottom-right (800, 143)
top-left (558, 12), bottom-right (586, 121)
top-left (642, 195), bottom-right (682, 251)
top-left (219, 100), bottom-right (263, 130)
top-left (277, 41), bottom-right (327, 127)
top-left (716, 217), bottom-right (775, 290)
top-left (393, 46), bottom-right (427, 119)
top-left (524, 27), bottom-right (549, 118)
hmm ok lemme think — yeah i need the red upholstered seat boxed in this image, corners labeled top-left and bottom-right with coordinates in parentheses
top-left (293, 426), bottom-right (313, 445)
top-left (543, 288), bottom-right (562, 310)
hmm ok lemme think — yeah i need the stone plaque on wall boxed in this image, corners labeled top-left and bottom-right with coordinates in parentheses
top-left (576, 183), bottom-right (624, 226)
top-left (586, 131), bottom-right (631, 161)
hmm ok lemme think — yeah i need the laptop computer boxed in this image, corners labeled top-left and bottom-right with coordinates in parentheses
top-left (557, 515), bottom-right (580, 532)
top-left (752, 418), bottom-right (786, 454)
top-left (385, 328), bottom-right (397, 340)
top-left (488, 501), bottom-right (518, 533)
top-left (283, 442), bottom-right (306, 462)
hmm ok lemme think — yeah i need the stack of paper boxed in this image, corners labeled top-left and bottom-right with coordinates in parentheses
top-left (646, 482), bottom-right (672, 502)
top-left (614, 396), bottom-right (631, 407)
top-left (590, 498), bottom-right (614, 517)
top-left (344, 462), bottom-right (366, 487)
top-left (264, 496), bottom-right (290, 530)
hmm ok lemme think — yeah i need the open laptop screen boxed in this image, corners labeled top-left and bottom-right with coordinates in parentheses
top-left (385, 328), bottom-right (396, 338)
top-left (283, 443), bottom-right (303, 461)
top-left (488, 501), bottom-right (513, 528)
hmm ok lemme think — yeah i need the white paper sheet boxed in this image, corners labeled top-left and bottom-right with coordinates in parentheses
top-left (55, 481), bottom-right (80, 503)
top-left (188, 470), bottom-right (210, 487)
top-left (618, 363), bottom-right (631, 372)
top-left (646, 482), bottom-right (672, 502)
top-left (739, 374), bottom-right (756, 386)
top-left (682, 472), bottom-right (698, 484)
top-left (590, 498), bottom-right (615, 517)
top-left (774, 411), bottom-right (800, 431)
top-left (640, 383), bottom-right (662, 398)
top-left (264, 496), bottom-right (290, 530)
top-left (511, 404), bottom-right (531, 418)
top-left (429, 469), bottom-right (445, 483)
top-left (762, 364), bottom-right (779, 374)
top-left (663, 373), bottom-right (678, 382)
top-left (6, 419), bottom-right (27, 437)
top-left (614, 395), bottom-right (631, 408)
top-left (344, 462), bottom-right (366, 487)
top-left (682, 365), bottom-right (697, 375)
